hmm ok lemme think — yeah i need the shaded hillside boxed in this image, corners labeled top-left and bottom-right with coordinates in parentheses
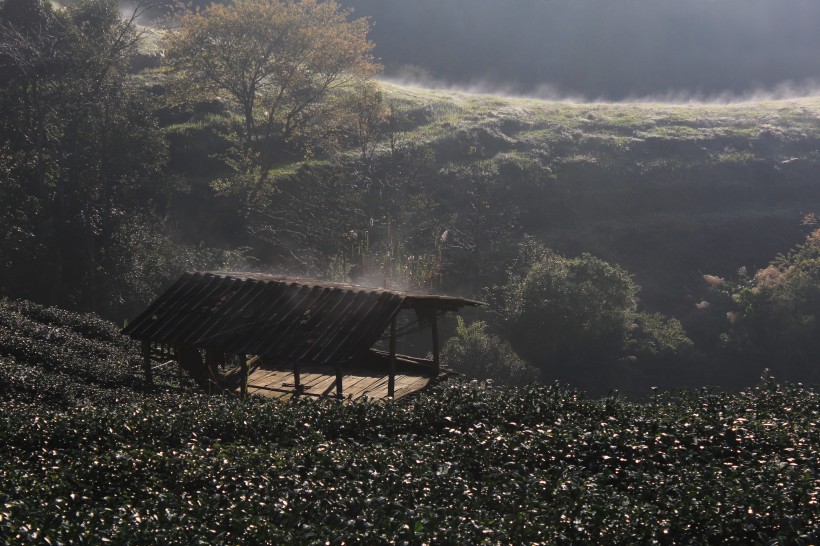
top-left (435, 88), bottom-right (818, 312)
top-left (168, 83), bottom-right (820, 320)
top-left (379, 87), bottom-right (820, 315)
top-left (5, 0), bottom-right (820, 390)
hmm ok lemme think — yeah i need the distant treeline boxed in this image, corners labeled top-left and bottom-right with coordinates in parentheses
top-left (339, 0), bottom-right (820, 99)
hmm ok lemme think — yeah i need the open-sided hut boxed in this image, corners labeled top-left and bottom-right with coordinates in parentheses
top-left (122, 272), bottom-right (483, 401)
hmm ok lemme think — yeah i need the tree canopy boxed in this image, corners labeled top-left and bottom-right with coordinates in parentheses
top-left (166, 0), bottom-right (378, 152)
top-left (500, 249), bottom-right (640, 369)
top-left (0, 0), bottom-right (168, 313)
top-left (712, 228), bottom-right (820, 383)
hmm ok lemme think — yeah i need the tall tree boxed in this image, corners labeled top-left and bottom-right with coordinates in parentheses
top-left (333, 79), bottom-right (388, 162)
top-left (165, 0), bottom-right (378, 201)
top-left (0, 0), bottom-right (167, 312)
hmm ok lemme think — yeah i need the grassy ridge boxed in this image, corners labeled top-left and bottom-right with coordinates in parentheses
top-left (1, 299), bottom-right (819, 543)
top-left (167, 81), bottom-right (820, 314)
top-left (378, 85), bottom-right (820, 308)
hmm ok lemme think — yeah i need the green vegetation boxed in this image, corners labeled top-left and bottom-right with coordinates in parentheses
top-left (480, 240), bottom-right (693, 392)
top-left (441, 317), bottom-right (538, 386)
top-left (3, 2), bottom-right (820, 541)
top-left (165, 0), bottom-right (378, 210)
top-left (626, 312), bottom-right (694, 362)
top-left (500, 249), bottom-right (640, 369)
top-left (3, 0), bottom-right (820, 391)
top-left (0, 0), bottom-right (168, 315)
top-left (699, 227), bottom-right (820, 385)
top-left (1, 299), bottom-right (819, 543)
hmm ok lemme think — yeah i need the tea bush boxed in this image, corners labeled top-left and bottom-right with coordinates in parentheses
top-left (0, 299), bottom-right (818, 544)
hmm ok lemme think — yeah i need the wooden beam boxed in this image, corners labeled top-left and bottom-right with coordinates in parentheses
top-left (336, 367), bottom-right (343, 399)
top-left (431, 312), bottom-right (440, 375)
top-left (388, 316), bottom-right (397, 398)
top-left (321, 379), bottom-right (338, 398)
top-left (141, 340), bottom-right (153, 389)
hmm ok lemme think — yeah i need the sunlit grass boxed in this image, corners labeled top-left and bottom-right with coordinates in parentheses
top-left (165, 112), bottom-right (238, 136)
top-left (368, 81), bottom-right (820, 185)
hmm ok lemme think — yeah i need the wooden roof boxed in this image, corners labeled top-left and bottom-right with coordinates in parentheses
top-left (122, 272), bottom-right (482, 367)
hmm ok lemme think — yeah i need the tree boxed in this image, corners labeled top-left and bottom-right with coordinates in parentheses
top-left (491, 240), bottom-right (695, 389)
top-left (0, 0), bottom-right (168, 313)
top-left (502, 251), bottom-right (638, 364)
top-left (625, 312), bottom-right (693, 362)
top-left (713, 227), bottom-right (820, 383)
top-left (334, 79), bottom-right (389, 162)
top-left (166, 0), bottom-right (378, 180)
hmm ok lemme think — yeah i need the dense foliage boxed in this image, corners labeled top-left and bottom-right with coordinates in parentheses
top-left (502, 251), bottom-right (639, 368)
top-left (441, 317), bottom-right (538, 387)
top-left (3, 0), bottom-right (820, 394)
top-left (165, 0), bottom-right (379, 216)
top-left (696, 228), bottom-right (820, 386)
top-left (0, 0), bottom-right (166, 313)
top-left (0, 0), bottom-right (249, 318)
top-left (1, 300), bottom-right (819, 543)
top-left (0, 13), bottom-right (817, 545)
top-left (486, 241), bottom-right (693, 389)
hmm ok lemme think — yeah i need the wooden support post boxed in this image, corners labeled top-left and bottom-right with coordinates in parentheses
top-left (431, 312), bottom-right (440, 375)
top-left (336, 367), bottom-right (343, 399)
top-left (293, 361), bottom-right (301, 395)
top-left (239, 354), bottom-right (248, 398)
top-left (141, 340), bottom-right (153, 389)
top-left (388, 316), bottom-right (397, 398)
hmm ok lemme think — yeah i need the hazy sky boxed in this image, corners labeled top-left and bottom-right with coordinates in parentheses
top-left (342, 0), bottom-right (820, 100)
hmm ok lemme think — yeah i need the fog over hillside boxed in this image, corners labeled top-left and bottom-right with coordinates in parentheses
top-left (341, 0), bottom-right (820, 101)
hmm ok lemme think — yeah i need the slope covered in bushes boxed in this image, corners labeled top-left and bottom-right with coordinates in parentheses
top-left (167, 82), bottom-right (820, 319)
top-left (1, 300), bottom-right (818, 543)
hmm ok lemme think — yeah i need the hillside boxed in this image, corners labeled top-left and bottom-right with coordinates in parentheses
top-left (393, 86), bottom-right (820, 312)
top-left (168, 82), bottom-right (820, 315)
top-left (4, 0), bottom-right (820, 394)
top-left (1, 298), bottom-right (819, 543)
top-left (120, 6), bottom-right (820, 326)
top-left (4, 3), bottom-right (820, 541)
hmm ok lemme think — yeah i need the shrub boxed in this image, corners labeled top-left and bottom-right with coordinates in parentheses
top-left (490, 240), bottom-right (695, 389)
top-left (715, 228), bottom-right (820, 383)
top-left (501, 249), bottom-right (639, 372)
top-left (626, 311), bottom-right (693, 361)
top-left (441, 317), bottom-right (538, 386)
top-left (1, 297), bottom-right (820, 544)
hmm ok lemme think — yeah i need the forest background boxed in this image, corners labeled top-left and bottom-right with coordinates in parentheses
top-left (2, 0), bottom-right (820, 394)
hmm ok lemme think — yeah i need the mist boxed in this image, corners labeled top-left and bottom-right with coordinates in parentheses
top-left (343, 0), bottom-right (820, 101)
top-left (381, 72), bottom-right (820, 106)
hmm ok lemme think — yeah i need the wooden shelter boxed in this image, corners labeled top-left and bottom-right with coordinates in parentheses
top-left (122, 272), bottom-right (483, 401)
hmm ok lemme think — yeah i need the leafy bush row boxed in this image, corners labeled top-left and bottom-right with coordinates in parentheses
top-left (2, 383), bottom-right (819, 543)
top-left (0, 299), bottom-right (819, 543)
top-left (0, 299), bottom-right (143, 393)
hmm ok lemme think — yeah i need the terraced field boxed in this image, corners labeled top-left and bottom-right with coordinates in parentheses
top-left (1, 299), bottom-right (818, 543)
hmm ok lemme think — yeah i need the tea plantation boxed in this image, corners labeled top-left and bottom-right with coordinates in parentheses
top-left (1, 298), bottom-right (818, 544)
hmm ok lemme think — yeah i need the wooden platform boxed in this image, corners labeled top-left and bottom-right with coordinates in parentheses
top-left (239, 357), bottom-right (442, 401)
